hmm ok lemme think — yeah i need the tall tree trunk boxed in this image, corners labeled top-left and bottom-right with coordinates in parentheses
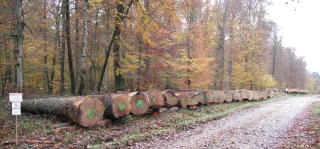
top-left (51, 0), bottom-right (61, 93)
top-left (16, 0), bottom-right (24, 91)
top-left (74, 0), bottom-right (80, 93)
top-left (78, 0), bottom-right (89, 95)
top-left (272, 39), bottom-right (277, 77)
top-left (43, 0), bottom-right (50, 94)
top-left (97, 0), bottom-right (133, 92)
top-left (186, 1), bottom-right (196, 89)
top-left (92, 8), bottom-right (99, 91)
top-left (60, 0), bottom-right (66, 95)
top-left (65, 0), bottom-right (75, 95)
top-left (113, 1), bottom-right (125, 91)
top-left (104, 10), bottom-right (110, 92)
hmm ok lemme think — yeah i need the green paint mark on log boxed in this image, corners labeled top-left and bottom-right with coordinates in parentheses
top-left (182, 98), bottom-right (186, 102)
top-left (152, 97), bottom-right (156, 102)
top-left (87, 109), bottom-right (95, 119)
top-left (171, 98), bottom-right (175, 102)
top-left (136, 100), bottom-right (144, 107)
top-left (118, 104), bottom-right (125, 111)
top-left (192, 99), bottom-right (195, 103)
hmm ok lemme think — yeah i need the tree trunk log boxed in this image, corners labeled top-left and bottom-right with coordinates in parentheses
top-left (224, 91), bottom-right (233, 102)
top-left (21, 97), bottom-right (104, 127)
top-left (204, 90), bottom-right (214, 104)
top-left (212, 91), bottom-right (220, 103)
top-left (146, 89), bottom-right (165, 109)
top-left (218, 91), bottom-right (226, 103)
top-left (99, 94), bottom-right (131, 119)
top-left (231, 90), bottom-right (240, 101)
top-left (162, 90), bottom-right (179, 107)
top-left (128, 92), bottom-right (150, 115)
top-left (195, 92), bottom-right (206, 105)
top-left (190, 92), bottom-right (200, 106)
top-left (247, 90), bottom-right (253, 100)
top-left (237, 90), bottom-right (245, 101)
top-left (175, 92), bottom-right (192, 108)
top-left (253, 91), bottom-right (260, 100)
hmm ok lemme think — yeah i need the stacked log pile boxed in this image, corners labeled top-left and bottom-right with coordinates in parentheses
top-left (286, 88), bottom-right (309, 94)
top-left (20, 88), bottom-right (304, 128)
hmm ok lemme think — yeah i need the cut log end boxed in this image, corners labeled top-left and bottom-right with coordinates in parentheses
top-left (69, 97), bottom-right (105, 128)
top-left (224, 91), bottom-right (233, 103)
top-left (162, 90), bottom-right (179, 107)
top-left (112, 94), bottom-right (131, 118)
top-left (129, 92), bottom-right (150, 115)
top-left (175, 92), bottom-right (190, 108)
top-left (147, 89), bottom-right (165, 109)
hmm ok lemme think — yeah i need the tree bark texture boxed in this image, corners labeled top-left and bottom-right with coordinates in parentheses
top-left (21, 97), bottom-right (105, 127)
top-left (78, 0), bottom-right (89, 95)
top-left (65, 0), bottom-right (76, 95)
top-left (16, 0), bottom-right (24, 90)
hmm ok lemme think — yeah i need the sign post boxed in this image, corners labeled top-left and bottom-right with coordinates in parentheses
top-left (9, 93), bottom-right (22, 145)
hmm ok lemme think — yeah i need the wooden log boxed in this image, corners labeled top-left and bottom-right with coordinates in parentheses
top-left (224, 91), bottom-right (233, 102)
top-left (175, 92), bottom-right (192, 108)
top-left (262, 91), bottom-right (268, 99)
top-left (21, 97), bottom-right (104, 127)
top-left (128, 92), bottom-right (150, 115)
top-left (247, 90), bottom-right (253, 100)
top-left (146, 89), bottom-right (165, 109)
top-left (238, 89), bottom-right (246, 101)
top-left (162, 90), bottom-right (179, 107)
top-left (99, 94), bottom-right (131, 119)
top-left (231, 90), bottom-right (240, 101)
top-left (203, 90), bottom-right (214, 104)
top-left (212, 91), bottom-right (220, 103)
top-left (253, 91), bottom-right (260, 100)
top-left (218, 91), bottom-right (226, 103)
top-left (195, 92), bottom-right (206, 105)
top-left (189, 92), bottom-right (200, 106)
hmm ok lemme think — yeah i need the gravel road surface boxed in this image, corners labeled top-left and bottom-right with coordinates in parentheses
top-left (132, 95), bottom-right (320, 149)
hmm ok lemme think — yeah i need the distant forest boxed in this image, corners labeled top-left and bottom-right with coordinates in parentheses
top-left (1, 0), bottom-right (320, 96)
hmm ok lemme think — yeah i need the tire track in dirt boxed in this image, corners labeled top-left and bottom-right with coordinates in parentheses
top-left (132, 96), bottom-right (320, 149)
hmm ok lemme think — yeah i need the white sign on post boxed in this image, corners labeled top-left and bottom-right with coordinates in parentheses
top-left (10, 93), bottom-right (22, 115)
top-left (12, 102), bottom-right (21, 109)
top-left (9, 93), bottom-right (23, 102)
top-left (12, 109), bottom-right (21, 115)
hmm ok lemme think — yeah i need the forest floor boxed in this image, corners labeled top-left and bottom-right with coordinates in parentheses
top-left (0, 94), bottom-right (319, 148)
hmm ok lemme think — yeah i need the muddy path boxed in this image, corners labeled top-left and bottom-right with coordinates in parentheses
top-left (131, 95), bottom-right (320, 149)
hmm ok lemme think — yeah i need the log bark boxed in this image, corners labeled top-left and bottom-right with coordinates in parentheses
top-left (99, 94), bottom-right (131, 119)
top-left (146, 89), bottom-right (165, 109)
top-left (21, 97), bottom-right (104, 127)
top-left (162, 90), bottom-right (179, 107)
top-left (224, 91), bottom-right (233, 102)
top-left (128, 92), bottom-right (150, 115)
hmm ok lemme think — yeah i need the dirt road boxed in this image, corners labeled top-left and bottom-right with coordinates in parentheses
top-left (132, 95), bottom-right (320, 149)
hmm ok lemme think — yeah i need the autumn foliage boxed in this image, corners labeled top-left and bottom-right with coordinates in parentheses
top-left (0, 0), bottom-right (318, 97)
